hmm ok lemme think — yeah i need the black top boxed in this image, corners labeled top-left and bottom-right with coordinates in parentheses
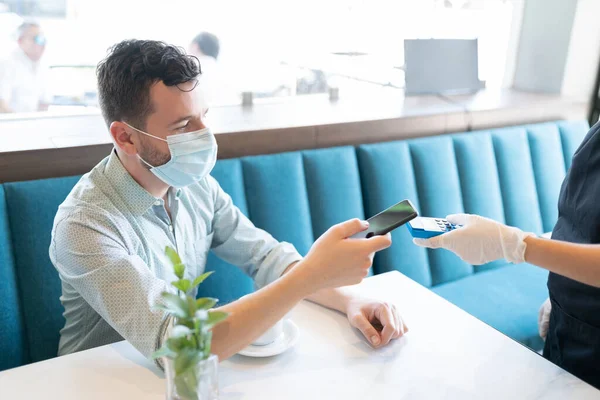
top-left (549, 121), bottom-right (600, 328)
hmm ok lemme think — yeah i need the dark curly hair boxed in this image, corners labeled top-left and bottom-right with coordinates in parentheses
top-left (96, 40), bottom-right (201, 129)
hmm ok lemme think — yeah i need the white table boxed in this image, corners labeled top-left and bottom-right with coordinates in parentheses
top-left (1, 272), bottom-right (598, 399)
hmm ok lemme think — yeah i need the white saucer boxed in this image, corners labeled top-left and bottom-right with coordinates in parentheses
top-left (238, 319), bottom-right (299, 357)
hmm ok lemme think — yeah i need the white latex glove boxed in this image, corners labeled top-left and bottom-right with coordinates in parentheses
top-left (413, 214), bottom-right (536, 265)
top-left (538, 298), bottom-right (551, 340)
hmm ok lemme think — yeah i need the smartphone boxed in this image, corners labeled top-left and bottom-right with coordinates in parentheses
top-left (350, 199), bottom-right (418, 239)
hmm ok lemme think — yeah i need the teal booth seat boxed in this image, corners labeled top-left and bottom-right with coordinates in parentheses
top-left (0, 186), bottom-right (28, 371)
top-left (0, 120), bottom-right (590, 371)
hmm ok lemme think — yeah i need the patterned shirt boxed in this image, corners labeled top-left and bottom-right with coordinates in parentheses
top-left (49, 150), bottom-right (302, 360)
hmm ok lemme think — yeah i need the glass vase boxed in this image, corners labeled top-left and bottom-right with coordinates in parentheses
top-left (165, 354), bottom-right (219, 400)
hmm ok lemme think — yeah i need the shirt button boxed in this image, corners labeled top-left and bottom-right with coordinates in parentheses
top-left (169, 225), bottom-right (174, 232)
top-left (154, 200), bottom-right (161, 206)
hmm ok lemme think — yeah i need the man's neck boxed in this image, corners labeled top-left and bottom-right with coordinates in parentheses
top-left (115, 149), bottom-right (169, 199)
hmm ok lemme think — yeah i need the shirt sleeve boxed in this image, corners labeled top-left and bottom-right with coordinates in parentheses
top-left (0, 58), bottom-right (13, 103)
top-left (39, 66), bottom-right (52, 105)
top-left (49, 209), bottom-right (174, 361)
top-left (206, 176), bottom-right (303, 288)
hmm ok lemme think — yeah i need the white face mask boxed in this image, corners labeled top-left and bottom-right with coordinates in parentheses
top-left (124, 122), bottom-right (218, 188)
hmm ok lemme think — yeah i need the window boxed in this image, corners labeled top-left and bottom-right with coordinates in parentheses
top-left (0, 0), bottom-right (522, 118)
top-left (3, 0), bottom-right (66, 17)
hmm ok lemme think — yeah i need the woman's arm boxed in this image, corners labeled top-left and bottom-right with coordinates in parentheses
top-left (414, 214), bottom-right (600, 288)
top-left (524, 236), bottom-right (600, 287)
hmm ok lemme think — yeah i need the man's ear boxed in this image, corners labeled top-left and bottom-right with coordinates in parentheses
top-left (110, 121), bottom-right (138, 156)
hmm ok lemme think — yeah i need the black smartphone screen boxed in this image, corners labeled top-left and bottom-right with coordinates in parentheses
top-left (351, 200), bottom-right (418, 239)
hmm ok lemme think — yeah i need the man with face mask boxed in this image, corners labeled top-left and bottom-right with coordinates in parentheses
top-left (0, 21), bottom-right (51, 113)
top-left (49, 40), bottom-right (408, 365)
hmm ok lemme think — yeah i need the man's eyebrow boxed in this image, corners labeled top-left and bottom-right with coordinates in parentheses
top-left (168, 115), bottom-right (194, 127)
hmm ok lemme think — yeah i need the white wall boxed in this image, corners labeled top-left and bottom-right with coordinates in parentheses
top-left (502, 0), bottom-right (525, 89)
top-left (510, 0), bottom-right (600, 103)
top-left (513, 0), bottom-right (578, 93)
top-left (561, 0), bottom-right (600, 100)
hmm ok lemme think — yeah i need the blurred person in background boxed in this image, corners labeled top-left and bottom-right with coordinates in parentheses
top-left (0, 21), bottom-right (51, 113)
top-left (189, 31), bottom-right (220, 64)
top-left (188, 31), bottom-right (237, 106)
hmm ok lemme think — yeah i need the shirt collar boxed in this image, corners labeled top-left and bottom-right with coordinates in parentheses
top-left (103, 150), bottom-right (161, 215)
top-left (13, 48), bottom-right (37, 69)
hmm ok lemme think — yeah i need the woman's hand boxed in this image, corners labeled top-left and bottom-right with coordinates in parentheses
top-left (413, 214), bottom-right (535, 265)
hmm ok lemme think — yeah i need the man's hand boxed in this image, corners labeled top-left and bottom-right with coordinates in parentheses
top-left (300, 219), bottom-right (392, 291)
top-left (346, 297), bottom-right (408, 347)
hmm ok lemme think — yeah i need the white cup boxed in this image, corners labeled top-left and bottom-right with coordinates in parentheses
top-left (253, 320), bottom-right (284, 346)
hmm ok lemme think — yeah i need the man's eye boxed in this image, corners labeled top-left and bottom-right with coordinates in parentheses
top-left (175, 124), bottom-right (189, 132)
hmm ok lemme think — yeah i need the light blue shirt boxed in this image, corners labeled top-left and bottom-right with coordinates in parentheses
top-left (49, 150), bottom-right (302, 360)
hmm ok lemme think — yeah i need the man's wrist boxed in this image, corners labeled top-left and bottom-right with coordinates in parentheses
top-left (335, 288), bottom-right (354, 314)
top-left (281, 259), bottom-right (361, 313)
top-left (281, 259), bottom-right (321, 298)
top-left (304, 285), bottom-right (356, 314)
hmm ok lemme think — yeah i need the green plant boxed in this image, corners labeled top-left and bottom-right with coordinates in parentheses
top-left (152, 246), bottom-right (228, 399)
